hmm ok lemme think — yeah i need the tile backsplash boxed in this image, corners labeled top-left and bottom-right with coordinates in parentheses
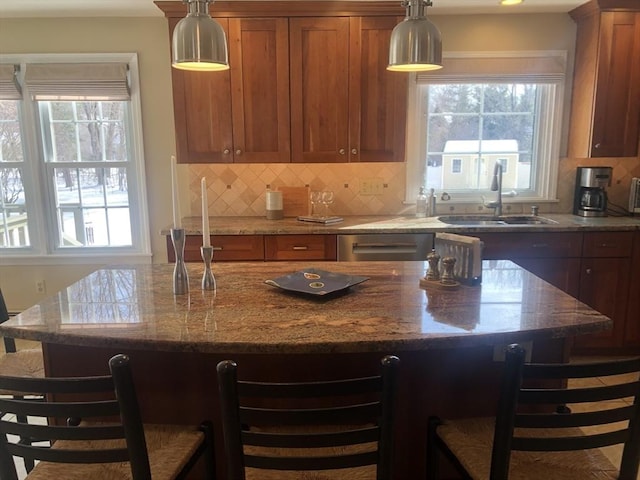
top-left (188, 157), bottom-right (640, 217)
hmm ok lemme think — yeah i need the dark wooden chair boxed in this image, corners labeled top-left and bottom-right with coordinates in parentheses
top-left (0, 289), bottom-right (45, 473)
top-left (216, 355), bottom-right (400, 480)
top-left (0, 353), bottom-right (216, 480)
top-left (427, 344), bottom-right (640, 480)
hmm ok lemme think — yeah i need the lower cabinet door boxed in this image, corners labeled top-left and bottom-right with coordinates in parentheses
top-left (264, 235), bottom-right (337, 261)
top-left (166, 235), bottom-right (265, 262)
top-left (573, 257), bottom-right (631, 351)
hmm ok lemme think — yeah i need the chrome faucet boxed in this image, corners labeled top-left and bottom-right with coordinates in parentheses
top-left (484, 162), bottom-right (503, 217)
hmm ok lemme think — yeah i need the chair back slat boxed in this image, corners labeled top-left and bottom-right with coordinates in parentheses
top-left (0, 375), bottom-right (115, 394)
top-left (0, 397), bottom-right (120, 418)
top-left (244, 451), bottom-right (379, 470)
top-left (242, 426), bottom-right (379, 448)
top-left (7, 443), bottom-right (130, 464)
top-left (518, 382), bottom-right (640, 405)
top-left (523, 358), bottom-right (640, 379)
top-left (1, 420), bottom-right (125, 441)
top-left (512, 429), bottom-right (629, 451)
top-left (217, 355), bottom-right (399, 480)
top-left (239, 402), bottom-right (380, 426)
top-left (237, 376), bottom-right (382, 398)
top-left (515, 405), bottom-right (635, 428)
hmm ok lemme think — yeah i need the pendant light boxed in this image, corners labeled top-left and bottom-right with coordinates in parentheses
top-left (172, 0), bottom-right (229, 72)
top-left (387, 0), bottom-right (442, 72)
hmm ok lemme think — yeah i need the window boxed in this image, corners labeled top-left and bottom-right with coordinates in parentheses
top-left (405, 52), bottom-right (566, 204)
top-left (0, 55), bottom-right (150, 264)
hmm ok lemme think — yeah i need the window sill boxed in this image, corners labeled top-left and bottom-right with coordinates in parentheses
top-left (0, 253), bottom-right (153, 267)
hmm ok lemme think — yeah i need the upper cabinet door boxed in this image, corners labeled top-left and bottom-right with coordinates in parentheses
top-left (568, 3), bottom-right (640, 159)
top-left (349, 16), bottom-right (407, 163)
top-left (171, 18), bottom-right (234, 164)
top-left (229, 18), bottom-right (291, 163)
top-left (290, 17), bottom-right (351, 163)
top-left (590, 11), bottom-right (640, 157)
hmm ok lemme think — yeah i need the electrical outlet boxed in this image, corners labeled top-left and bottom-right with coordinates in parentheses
top-left (36, 280), bottom-right (46, 294)
top-left (359, 178), bottom-right (384, 196)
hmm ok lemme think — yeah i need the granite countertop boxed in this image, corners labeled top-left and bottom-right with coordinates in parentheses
top-left (160, 214), bottom-right (640, 236)
top-left (1, 261), bottom-right (610, 354)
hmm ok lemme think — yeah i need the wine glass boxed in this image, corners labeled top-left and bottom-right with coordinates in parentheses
top-left (321, 190), bottom-right (334, 217)
top-left (310, 191), bottom-right (322, 217)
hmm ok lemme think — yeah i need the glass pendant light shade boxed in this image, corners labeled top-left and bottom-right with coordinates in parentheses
top-left (172, 0), bottom-right (229, 72)
top-left (387, 0), bottom-right (443, 72)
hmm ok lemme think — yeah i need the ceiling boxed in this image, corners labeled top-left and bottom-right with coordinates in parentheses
top-left (0, 0), bottom-right (589, 18)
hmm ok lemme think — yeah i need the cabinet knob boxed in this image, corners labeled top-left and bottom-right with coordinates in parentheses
top-left (339, 148), bottom-right (346, 155)
top-left (235, 149), bottom-right (242, 155)
top-left (585, 268), bottom-right (592, 274)
top-left (351, 148), bottom-right (358, 155)
top-left (594, 143), bottom-right (600, 149)
top-left (223, 149), bottom-right (231, 155)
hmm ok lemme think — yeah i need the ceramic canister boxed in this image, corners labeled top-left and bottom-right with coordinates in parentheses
top-left (266, 190), bottom-right (284, 220)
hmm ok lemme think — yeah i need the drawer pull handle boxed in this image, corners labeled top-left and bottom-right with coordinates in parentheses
top-left (531, 243), bottom-right (549, 248)
top-left (292, 246), bottom-right (309, 251)
top-left (212, 246), bottom-right (223, 251)
top-left (585, 268), bottom-right (592, 274)
top-left (598, 243), bottom-right (615, 248)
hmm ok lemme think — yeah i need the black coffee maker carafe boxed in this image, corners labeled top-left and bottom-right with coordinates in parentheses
top-left (573, 167), bottom-right (612, 217)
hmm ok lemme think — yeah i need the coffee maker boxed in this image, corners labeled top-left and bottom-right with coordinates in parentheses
top-left (573, 166), bottom-right (612, 217)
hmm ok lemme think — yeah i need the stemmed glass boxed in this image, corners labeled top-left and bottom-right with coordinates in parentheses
top-left (310, 191), bottom-right (322, 217)
top-left (321, 190), bottom-right (334, 217)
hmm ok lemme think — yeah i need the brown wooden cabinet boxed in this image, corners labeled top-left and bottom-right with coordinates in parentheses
top-left (568, 1), bottom-right (640, 158)
top-left (573, 232), bottom-right (633, 351)
top-left (158, 2), bottom-right (407, 164)
top-left (264, 234), bottom-right (337, 261)
top-left (290, 16), bottom-right (406, 163)
top-left (169, 17), bottom-right (291, 164)
top-left (474, 232), bottom-right (583, 297)
top-left (166, 233), bottom-right (337, 262)
top-left (624, 231), bottom-right (640, 348)
top-left (476, 230), bottom-right (639, 354)
top-left (166, 234), bottom-right (265, 262)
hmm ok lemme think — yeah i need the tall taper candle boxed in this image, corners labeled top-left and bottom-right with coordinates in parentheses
top-left (171, 155), bottom-right (181, 228)
top-left (201, 177), bottom-right (210, 247)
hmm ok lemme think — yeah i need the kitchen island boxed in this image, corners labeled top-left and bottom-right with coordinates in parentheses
top-left (1, 261), bottom-right (611, 479)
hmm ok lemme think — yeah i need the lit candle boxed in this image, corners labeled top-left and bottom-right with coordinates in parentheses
top-left (171, 155), bottom-right (181, 228)
top-left (201, 177), bottom-right (210, 247)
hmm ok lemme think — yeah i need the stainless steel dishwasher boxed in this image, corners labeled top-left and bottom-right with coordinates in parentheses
top-left (337, 233), bottom-right (434, 261)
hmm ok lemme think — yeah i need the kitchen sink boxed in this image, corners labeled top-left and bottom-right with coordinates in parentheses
top-left (437, 215), bottom-right (558, 226)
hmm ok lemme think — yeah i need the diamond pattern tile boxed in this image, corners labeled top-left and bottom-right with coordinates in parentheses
top-left (186, 157), bottom-right (640, 217)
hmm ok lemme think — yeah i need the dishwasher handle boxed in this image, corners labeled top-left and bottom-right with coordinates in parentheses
top-left (352, 242), bottom-right (419, 254)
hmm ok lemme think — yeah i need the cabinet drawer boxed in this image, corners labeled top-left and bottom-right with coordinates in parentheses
top-left (167, 235), bottom-right (264, 262)
top-left (265, 235), bottom-right (337, 261)
top-left (582, 232), bottom-right (633, 258)
top-left (476, 232), bottom-right (583, 259)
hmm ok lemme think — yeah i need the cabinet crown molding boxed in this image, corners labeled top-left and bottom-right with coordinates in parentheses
top-left (155, 1), bottom-right (405, 17)
top-left (570, 0), bottom-right (640, 21)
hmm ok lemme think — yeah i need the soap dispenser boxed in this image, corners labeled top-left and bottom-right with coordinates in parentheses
top-left (416, 186), bottom-right (428, 217)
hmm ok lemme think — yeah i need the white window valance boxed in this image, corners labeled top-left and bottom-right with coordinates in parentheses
top-left (0, 64), bottom-right (22, 100)
top-left (416, 51), bottom-right (567, 84)
top-left (24, 63), bottom-right (130, 101)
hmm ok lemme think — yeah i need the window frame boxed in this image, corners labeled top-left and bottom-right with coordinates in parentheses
top-left (404, 51), bottom-right (566, 205)
top-left (0, 53), bottom-right (151, 265)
